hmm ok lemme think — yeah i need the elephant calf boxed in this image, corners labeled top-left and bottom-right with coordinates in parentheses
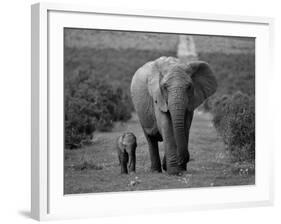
top-left (116, 132), bottom-right (137, 174)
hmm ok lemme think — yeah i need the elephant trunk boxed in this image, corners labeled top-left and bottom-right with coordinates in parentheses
top-left (169, 88), bottom-right (190, 170)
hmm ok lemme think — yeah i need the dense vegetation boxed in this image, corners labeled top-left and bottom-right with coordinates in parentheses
top-left (64, 68), bottom-right (132, 149)
top-left (199, 53), bottom-right (255, 162)
top-left (64, 47), bottom-right (176, 90)
top-left (64, 47), bottom-right (176, 148)
top-left (212, 92), bottom-right (255, 162)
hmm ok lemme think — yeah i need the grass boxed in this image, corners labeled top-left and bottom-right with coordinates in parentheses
top-left (64, 112), bottom-right (254, 194)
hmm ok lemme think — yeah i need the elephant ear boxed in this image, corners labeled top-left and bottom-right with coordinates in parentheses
top-left (147, 63), bottom-right (168, 112)
top-left (118, 135), bottom-right (126, 153)
top-left (189, 61), bottom-right (217, 109)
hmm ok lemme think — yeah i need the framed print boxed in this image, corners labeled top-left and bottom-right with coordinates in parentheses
top-left (31, 2), bottom-right (274, 221)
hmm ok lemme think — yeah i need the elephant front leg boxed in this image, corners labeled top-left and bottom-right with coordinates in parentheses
top-left (164, 137), bottom-right (180, 175)
top-left (179, 110), bottom-right (194, 171)
top-left (144, 133), bottom-right (162, 172)
top-left (119, 152), bottom-right (129, 174)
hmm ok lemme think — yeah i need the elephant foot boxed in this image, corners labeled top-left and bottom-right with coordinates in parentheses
top-left (162, 163), bottom-right (167, 172)
top-left (121, 166), bottom-right (128, 174)
top-left (167, 166), bottom-right (182, 176)
top-left (150, 161), bottom-right (162, 173)
top-left (179, 163), bottom-right (187, 171)
top-left (150, 166), bottom-right (162, 173)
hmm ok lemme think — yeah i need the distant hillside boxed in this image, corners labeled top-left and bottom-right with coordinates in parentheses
top-left (193, 35), bottom-right (255, 54)
top-left (64, 29), bottom-right (178, 51)
top-left (65, 29), bottom-right (254, 55)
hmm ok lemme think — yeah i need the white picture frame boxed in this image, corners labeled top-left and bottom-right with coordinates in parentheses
top-left (31, 2), bottom-right (274, 221)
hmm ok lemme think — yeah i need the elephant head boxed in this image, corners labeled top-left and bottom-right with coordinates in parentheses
top-left (148, 58), bottom-right (217, 170)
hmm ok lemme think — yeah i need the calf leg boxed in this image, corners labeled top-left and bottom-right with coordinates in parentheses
top-left (128, 151), bottom-right (136, 173)
top-left (119, 152), bottom-right (128, 174)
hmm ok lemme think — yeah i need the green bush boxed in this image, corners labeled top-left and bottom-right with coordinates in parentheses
top-left (212, 92), bottom-right (255, 162)
top-left (65, 68), bottom-right (132, 149)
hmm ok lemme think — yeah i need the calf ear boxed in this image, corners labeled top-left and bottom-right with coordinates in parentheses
top-left (147, 63), bottom-right (168, 112)
top-left (118, 136), bottom-right (125, 153)
top-left (189, 61), bottom-right (217, 109)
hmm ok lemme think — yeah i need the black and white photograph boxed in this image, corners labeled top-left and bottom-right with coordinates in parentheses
top-left (1, 0), bottom-right (279, 222)
top-left (63, 29), bottom-right (255, 194)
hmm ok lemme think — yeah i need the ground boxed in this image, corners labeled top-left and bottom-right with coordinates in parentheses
top-left (64, 111), bottom-right (255, 194)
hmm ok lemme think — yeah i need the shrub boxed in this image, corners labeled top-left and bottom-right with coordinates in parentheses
top-left (65, 68), bottom-right (132, 149)
top-left (199, 52), bottom-right (255, 162)
top-left (212, 92), bottom-right (255, 162)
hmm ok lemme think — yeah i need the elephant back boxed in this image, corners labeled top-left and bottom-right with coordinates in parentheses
top-left (130, 61), bottom-right (157, 130)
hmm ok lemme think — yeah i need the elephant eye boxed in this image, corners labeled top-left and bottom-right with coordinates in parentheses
top-left (187, 85), bottom-right (192, 91)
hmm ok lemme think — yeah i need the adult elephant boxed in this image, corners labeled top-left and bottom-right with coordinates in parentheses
top-left (130, 56), bottom-right (217, 175)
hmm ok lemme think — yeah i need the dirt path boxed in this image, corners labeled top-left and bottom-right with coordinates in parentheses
top-left (64, 112), bottom-right (254, 194)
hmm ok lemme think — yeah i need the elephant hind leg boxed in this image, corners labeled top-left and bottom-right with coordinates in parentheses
top-left (128, 153), bottom-right (136, 173)
top-left (162, 154), bottom-right (167, 171)
top-left (120, 152), bottom-right (129, 174)
top-left (144, 133), bottom-right (162, 173)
